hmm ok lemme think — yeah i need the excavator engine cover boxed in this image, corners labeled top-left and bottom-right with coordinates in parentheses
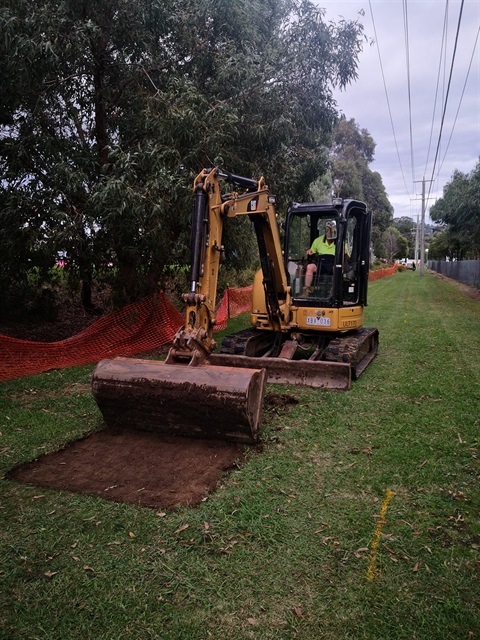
top-left (92, 357), bottom-right (266, 444)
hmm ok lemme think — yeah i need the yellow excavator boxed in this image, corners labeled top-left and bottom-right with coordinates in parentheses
top-left (92, 168), bottom-right (378, 443)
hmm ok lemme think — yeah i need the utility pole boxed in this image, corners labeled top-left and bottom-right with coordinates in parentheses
top-left (414, 213), bottom-right (419, 265)
top-left (413, 177), bottom-right (433, 277)
top-left (410, 198), bottom-right (419, 265)
top-left (420, 177), bottom-right (425, 276)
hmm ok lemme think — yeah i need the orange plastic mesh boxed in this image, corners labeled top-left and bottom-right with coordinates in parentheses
top-left (214, 285), bottom-right (253, 331)
top-left (0, 291), bottom-right (183, 382)
top-left (0, 269), bottom-right (395, 382)
top-left (368, 265), bottom-right (397, 281)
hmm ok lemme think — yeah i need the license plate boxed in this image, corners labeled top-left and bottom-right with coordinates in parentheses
top-left (306, 316), bottom-right (331, 327)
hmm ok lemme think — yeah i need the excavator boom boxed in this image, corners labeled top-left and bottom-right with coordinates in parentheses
top-left (93, 168), bottom-right (275, 443)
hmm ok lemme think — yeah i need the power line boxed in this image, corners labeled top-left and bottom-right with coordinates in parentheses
top-left (403, 0), bottom-right (416, 186)
top-left (437, 24), bottom-right (480, 178)
top-left (369, 0), bottom-right (410, 198)
top-left (426, 0), bottom-right (465, 206)
top-left (423, 0), bottom-right (450, 177)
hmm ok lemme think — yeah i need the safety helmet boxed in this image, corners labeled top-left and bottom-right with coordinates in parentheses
top-left (325, 220), bottom-right (337, 240)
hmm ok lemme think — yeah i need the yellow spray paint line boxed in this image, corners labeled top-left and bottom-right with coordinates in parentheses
top-left (366, 489), bottom-right (396, 581)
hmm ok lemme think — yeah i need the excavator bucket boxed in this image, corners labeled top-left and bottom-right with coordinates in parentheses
top-left (92, 357), bottom-right (266, 444)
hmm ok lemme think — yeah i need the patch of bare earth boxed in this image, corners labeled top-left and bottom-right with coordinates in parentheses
top-left (4, 297), bottom-right (248, 509)
top-left (9, 430), bottom-right (246, 510)
top-left (8, 394), bottom-right (296, 510)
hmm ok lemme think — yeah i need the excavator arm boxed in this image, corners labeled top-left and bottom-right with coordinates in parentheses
top-left (166, 168), bottom-right (290, 366)
top-left (91, 168), bottom-right (286, 443)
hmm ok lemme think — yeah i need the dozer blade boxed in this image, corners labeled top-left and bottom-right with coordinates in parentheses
top-left (92, 357), bottom-right (266, 444)
top-left (209, 354), bottom-right (351, 390)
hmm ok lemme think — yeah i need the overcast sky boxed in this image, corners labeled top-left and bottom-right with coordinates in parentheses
top-left (317, 0), bottom-right (480, 223)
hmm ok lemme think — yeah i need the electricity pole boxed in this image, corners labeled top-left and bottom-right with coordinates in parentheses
top-left (414, 213), bottom-right (419, 265)
top-left (413, 177), bottom-right (433, 276)
top-left (420, 177), bottom-right (425, 276)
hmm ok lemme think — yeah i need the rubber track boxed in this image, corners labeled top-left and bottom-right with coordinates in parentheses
top-left (323, 327), bottom-right (379, 376)
top-left (220, 328), bottom-right (264, 355)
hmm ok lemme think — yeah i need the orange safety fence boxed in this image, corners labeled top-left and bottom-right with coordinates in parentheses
top-left (0, 270), bottom-right (396, 383)
top-left (0, 291), bottom-right (183, 383)
top-left (0, 287), bottom-right (253, 383)
top-left (368, 265), bottom-right (398, 281)
top-left (214, 285), bottom-right (254, 331)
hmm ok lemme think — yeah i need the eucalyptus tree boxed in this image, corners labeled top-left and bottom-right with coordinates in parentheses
top-left (329, 117), bottom-right (393, 257)
top-left (392, 216), bottom-right (417, 258)
top-left (157, 0), bottom-right (367, 279)
top-left (430, 162), bottom-right (480, 259)
top-left (169, 0), bottom-right (366, 199)
top-left (383, 226), bottom-right (408, 262)
top-left (1, 0), bottom-right (366, 311)
top-left (0, 0), bottom-right (177, 309)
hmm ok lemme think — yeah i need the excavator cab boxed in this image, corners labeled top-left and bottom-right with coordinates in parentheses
top-left (284, 200), bottom-right (371, 310)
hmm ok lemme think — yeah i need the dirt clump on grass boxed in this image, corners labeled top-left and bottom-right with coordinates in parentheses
top-left (9, 428), bottom-right (246, 510)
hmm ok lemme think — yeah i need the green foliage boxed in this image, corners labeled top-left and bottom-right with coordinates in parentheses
top-left (382, 225), bottom-right (408, 262)
top-left (391, 215), bottom-right (416, 259)
top-left (430, 161), bottom-right (480, 259)
top-left (426, 228), bottom-right (464, 261)
top-left (0, 0), bottom-right (366, 309)
top-left (392, 215), bottom-right (415, 237)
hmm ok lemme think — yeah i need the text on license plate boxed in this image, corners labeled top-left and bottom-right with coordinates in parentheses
top-left (306, 316), bottom-right (331, 327)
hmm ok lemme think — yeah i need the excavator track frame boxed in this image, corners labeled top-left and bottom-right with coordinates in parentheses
top-left (216, 325), bottom-right (378, 387)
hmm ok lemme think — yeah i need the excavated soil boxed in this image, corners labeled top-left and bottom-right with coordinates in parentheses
top-left (9, 428), bottom-right (247, 510)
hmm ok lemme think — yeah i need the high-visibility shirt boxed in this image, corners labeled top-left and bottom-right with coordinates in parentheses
top-left (310, 236), bottom-right (336, 255)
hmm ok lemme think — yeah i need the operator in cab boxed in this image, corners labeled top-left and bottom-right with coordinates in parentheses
top-left (303, 219), bottom-right (338, 291)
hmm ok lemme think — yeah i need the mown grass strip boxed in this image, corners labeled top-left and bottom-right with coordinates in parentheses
top-left (0, 270), bottom-right (479, 640)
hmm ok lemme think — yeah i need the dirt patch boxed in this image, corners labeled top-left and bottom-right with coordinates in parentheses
top-left (264, 392), bottom-right (299, 408)
top-left (8, 428), bottom-right (246, 510)
top-left (8, 392), bottom-right (300, 509)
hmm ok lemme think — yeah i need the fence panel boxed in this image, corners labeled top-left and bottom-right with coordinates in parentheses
top-left (428, 260), bottom-right (480, 287)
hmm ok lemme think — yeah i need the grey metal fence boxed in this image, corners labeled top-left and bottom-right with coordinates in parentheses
top-left (428, 260), bottom-right (480, 287)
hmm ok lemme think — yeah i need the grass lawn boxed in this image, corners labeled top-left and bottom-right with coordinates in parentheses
top-left (1, 270), bottom-right (479, 639)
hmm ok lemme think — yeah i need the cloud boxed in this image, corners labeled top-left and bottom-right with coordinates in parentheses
top-left (320, 0), bottom-right (480, 221)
